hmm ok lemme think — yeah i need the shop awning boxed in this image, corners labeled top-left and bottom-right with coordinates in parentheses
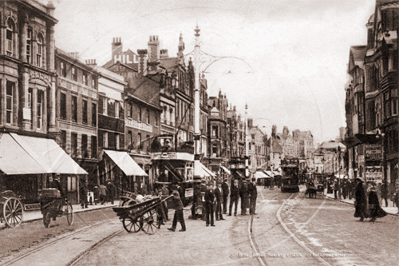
top-left (194, 161), bottom-right (215, 178)
top-left (0, 133), bottom-right (47, 175)
top-left (273, 170), bottom-right (281, 176)
top-left (220, 166), bottom-right (231, 175)
top-left (104, 150), bottom-right (147, 176)
top-left (264, 171), bottom-right (273, 177)
top-left (0, 133), bottom-right (87, 175)
top-left (254, 171), bottom-right (268, 179)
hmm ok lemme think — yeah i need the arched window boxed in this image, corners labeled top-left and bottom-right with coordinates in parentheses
top-left (6, 18), bottom-right (15, 56)
top-left (37, 34), bottom-right (44, 67)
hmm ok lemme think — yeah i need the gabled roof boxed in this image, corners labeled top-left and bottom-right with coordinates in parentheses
top-left (348, 46), bottom-right (367, 72)
top-left (159, 57), bottom-right (179, 72)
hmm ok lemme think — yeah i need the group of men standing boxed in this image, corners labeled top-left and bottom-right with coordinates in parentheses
top-left (188, 177), bottom-right (258, 227)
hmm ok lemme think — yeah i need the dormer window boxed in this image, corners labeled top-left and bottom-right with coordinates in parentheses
top-left (6, 19), bottom-right (14, 56)
top-left (27, 28), bottom-right (32, 63)
top-left (37, 34), bottom-right (44, 67)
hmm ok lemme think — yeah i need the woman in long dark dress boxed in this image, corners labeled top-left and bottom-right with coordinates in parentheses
top-left (354, 178), bottom-right (367, 221)
top-left (368, 183), bottom-right (388, 222)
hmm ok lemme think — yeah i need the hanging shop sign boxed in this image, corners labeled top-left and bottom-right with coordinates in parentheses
top-left (365, 166), bottom-right (383, 183)
top-left (365, 144), bottom-right (382, 161)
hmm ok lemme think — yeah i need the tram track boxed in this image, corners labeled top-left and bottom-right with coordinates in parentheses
top-left (248, 188), bottom-right (333, 266)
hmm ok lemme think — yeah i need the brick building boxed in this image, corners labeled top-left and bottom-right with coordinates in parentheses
top-left (55, 50), bottom-right (99, 194)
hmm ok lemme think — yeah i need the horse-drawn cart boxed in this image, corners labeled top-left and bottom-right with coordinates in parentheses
top-left (113, 195), bottom-right (172, 235)
top-left (0, 190), bottom-right (23, 228)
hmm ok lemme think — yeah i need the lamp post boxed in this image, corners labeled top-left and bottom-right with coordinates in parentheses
top-left (338, 146), bottom-right (341, 200)
top-left (191, 25), bottom-right (253, 176)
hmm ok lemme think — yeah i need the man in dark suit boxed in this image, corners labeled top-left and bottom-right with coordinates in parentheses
top-left (229, 179), bottom-right (240, 216)
top-left (240, 180), bottom-right (248, 215)
top-left (248, 178), bottom-right (258, 215)
top-left (222, 179), bottom-right (229, 214)
top-left (204, 182), bottom-right (216, 226)
top-left (168, 190), bottom-right (186, 232)
top-left (214, 182), bottom-right (225, 221)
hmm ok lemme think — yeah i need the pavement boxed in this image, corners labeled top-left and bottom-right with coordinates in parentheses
top-left (324, 191), bottom-right (399, 216)
top-left (21, 201), bottom-right (121, 223)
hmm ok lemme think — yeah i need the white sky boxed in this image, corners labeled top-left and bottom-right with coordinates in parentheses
top-left (42, 0), bottom-right (376, 144)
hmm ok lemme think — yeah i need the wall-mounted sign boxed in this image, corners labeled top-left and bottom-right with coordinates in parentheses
top-left (365, 144), bottom-right (382, 161)
top-left (365, 166), bottom-right (382, 183)
top-left (126, 119), bottom-right (153, 132)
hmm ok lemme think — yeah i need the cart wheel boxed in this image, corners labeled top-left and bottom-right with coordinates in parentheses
top-left (66, 203), bottom-right (74, 225)
top-left (122, 217), bottom-right (141, 233)
top-left (141, 210), bottom-right (158, 235)
top-left (43, 210), bottom-right (51, 228)
top-left (3, 197), bottom-right (23, 228)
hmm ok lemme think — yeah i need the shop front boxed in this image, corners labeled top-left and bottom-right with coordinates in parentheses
top-left (0, 133), bottom-right (87, 206)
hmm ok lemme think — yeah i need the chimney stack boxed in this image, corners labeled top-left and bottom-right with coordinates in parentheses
top-left (148, 35), bottom-right (160, 62)
top-left (85, 59), bottom-right (97, 66)
top-left (137, 49), bottom-right (148, 75)
top-left (69, 52), bottom-right (80, 59)
top-left (112, 37), bottom-right (123, 60)
top-left (160, 49), bottom-right (169, 59)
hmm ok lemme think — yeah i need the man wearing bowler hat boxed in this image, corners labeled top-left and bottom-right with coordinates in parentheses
top-left (248, 177), bottom-right (258, 215)
top-left (168, 190), bottom-right (186, 232)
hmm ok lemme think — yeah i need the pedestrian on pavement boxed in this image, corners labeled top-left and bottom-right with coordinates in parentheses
top-left (248, 178), bottom-right (258, 215)
top-left (107, 181), bottom-right (115, 204)
top-left (354, 177), bottom-right (367, 222)
top-left (334, 181), bottom-right (339, 199)
top-left (347, 180), bottom-right (353, 199)
top-left (156, 190), bottom-right (166, 228)
top-left (79, 180), bottom-right (88, 208)
top-left (240, 180), bottom-right (248, 215)
top-left (222, 178), bottom-right (229, 214)
top-left (93, 185), bottom-right (99, 205)
top-left (229, 179), bottom-right (240, 216)
top-left (205, 182), bottom-right (216, 227)
top-left (161, 184), bottom-right (169, 221)
top-left (381, 181), bottom-right (388, 207)
top-left (99, 183), bottom-right (108, 205)
top-left (190, 182), bottom-right (201, 220)
top-left (168, 190), bottom-right (186, 232)
top-left (214, 182), bottom-right (225, 221)
top-left (367, 183), bottom-right (387, 222)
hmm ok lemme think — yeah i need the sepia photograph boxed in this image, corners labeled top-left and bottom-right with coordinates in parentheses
top-left (0, 0), bottom-right (397, 265)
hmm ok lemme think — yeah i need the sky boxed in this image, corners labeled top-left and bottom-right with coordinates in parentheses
top-left (41, 0), bottom-right (376, 145)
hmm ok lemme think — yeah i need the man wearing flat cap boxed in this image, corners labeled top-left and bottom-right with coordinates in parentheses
top-left (168, 190), bottom-right (186, 232)
top-left (248, 178), bottom-right (258, 215)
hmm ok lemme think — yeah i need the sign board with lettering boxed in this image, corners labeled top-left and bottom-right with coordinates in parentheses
top-left (125, 119), bottom-right (153, 132)
top-left (365, 144), bottom-right (382, 161)
top-left (365, 166), bottom-right (383, 183)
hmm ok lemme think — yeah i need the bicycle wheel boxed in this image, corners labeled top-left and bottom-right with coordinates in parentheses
top-left (66, 203), bottom-right (74, 225)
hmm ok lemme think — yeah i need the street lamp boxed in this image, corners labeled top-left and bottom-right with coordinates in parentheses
top-left (191, 25), bottom-right (253, 174)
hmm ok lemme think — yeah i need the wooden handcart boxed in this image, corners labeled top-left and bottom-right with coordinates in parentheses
top-left (0, 190), bottom-right (23, 228)
top-left (113, 195), bottom-right (172, 235)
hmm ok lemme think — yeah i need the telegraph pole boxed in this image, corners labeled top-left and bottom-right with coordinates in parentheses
top-left (194, 25), bottom-right (201, 159)
top-left (245, 103), bottom-right (249, 179)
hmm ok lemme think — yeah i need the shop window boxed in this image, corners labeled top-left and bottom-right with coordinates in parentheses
top-left (91, 136), bottom-right (97, 158)
top-left (6, 19), bottom-right (14, 56)
top-left (26, 28), bottom-right (32, 63)
top-left (82, 99), bottom-right (88, 124)
top-left (37, 34), bottom-right (44, 67)
top-left (67, 176), bottom-right (77, 192)
top-left (37, 90), bottom-right (43, 129)
top-left (72, 95), bottom-right (77, 122)
top-left (60, 92), bottom-right (67, 120)
top-left (6, 81), bottom-right (14, 124)
top-left (92, 103), bottom-right (97, 126)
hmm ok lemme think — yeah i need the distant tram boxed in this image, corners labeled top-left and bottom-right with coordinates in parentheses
top-left (280, 158), bottom-right (300, 193)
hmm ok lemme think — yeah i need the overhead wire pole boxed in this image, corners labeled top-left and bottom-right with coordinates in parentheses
top-left (245, 103), bottom-right (249, 179)
top-left (194, 25), bottom-right (201, 159)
